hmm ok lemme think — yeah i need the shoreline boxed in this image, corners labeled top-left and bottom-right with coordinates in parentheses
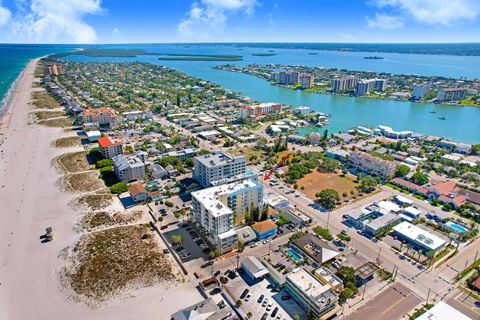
top-left (216, 67), bottom-right (480, 108)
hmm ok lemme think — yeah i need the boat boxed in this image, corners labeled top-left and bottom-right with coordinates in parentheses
top-left (438, 116), bottom-right (447, 120)
top-left (364, 56), bottom-right (384, 60)
top-left (429, 110), bottom-right (436, 113)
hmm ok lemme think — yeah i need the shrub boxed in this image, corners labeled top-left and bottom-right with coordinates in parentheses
top-left (110, 182), bottom-right (128, 194)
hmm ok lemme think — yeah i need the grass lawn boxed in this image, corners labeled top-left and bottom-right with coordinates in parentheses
top-left (297, 171), bottom-right (358, 201)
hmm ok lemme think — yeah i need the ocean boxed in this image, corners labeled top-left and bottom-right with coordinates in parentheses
top-left (1, 43), bottom-right (480, 143)
top-left (0, 44), bottom-right (75, 116)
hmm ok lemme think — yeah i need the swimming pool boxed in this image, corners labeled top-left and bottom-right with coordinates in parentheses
top-left (445, 221), bottom-right (469, 233)
top-left (287, 249), bottom-right (303, 262)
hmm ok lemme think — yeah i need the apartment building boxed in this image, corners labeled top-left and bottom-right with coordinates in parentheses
top-left (436, 88), bottom-right (467, 102)
top-left (412, 84), bottom-right (430, 100)
top-left (191, 179), bottom-right (263, 253)
top-left (355, 79), bottom-right (375, 96)
top-left (373, 79), bottom-right (387, 92)
top-left (300, 74), bottom-right (315, 89)
top-left (193, 151), bottom-right (247, 188)
top-left (98, 136), bottom-right (123, 159)
top-left (349, 150), bottom-right (396, 179)
top-left (331, 76), bottom-right (357, 92)
top-left (112, 155), bottom-right (146, 183)
top-left (82, 107), bottom-right (117, 127)
top-left (239, 103), bottom-right (283, 119)
top-left (285, 268), bottom-right (339, 319)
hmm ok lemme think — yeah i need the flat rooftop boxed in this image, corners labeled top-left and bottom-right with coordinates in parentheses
top-left (191, 179), bottom-right (261, 218)
top-left (287, 268), bottom-right (330, 298)
top-left (195, 151), bottom-right (244, 168)
top-left (393, 221), bottom-right (446, 251)
top-left (416, 301), bottom-right (472, 320)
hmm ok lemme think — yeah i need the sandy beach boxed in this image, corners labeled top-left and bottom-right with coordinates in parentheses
top-left (0, 59), bottom-right (202, 320)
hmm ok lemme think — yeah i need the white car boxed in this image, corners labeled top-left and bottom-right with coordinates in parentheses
top-left (266, 302), bottom-right (273, 311)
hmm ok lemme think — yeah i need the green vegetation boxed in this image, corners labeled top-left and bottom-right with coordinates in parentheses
top-left (337, 233), bottom-right (351, 242)
top-left (409, 304), bottom-right (434, 320)
top-left (395, 164), bottom-right (411, 177)
top-left (357, 175), bottom-right (379, 193)
top-left (411, 170), bottom-right (429, 186)
top-left (252, 53), bottom-right (276, 56)
top-left (313, 226), bottom-right (333, 241)
top-left (317, 157), bottom-right (340, 173)
top-left (171, 235), bottom-right (182, 245)
top-left (276, 215), bottom-right (290, 226)
top-left (96, 159), bottom-right (114, 169)
top-left (109, 182), bottom-right (128, 194)
top-left (335, 266), bottom-right (358, 302)
top-left (289, 231), bottom-right (307, 242)
top-left (315, 189), bottom-right (340, 210)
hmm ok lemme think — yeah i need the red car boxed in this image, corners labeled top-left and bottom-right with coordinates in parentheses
top-left (160, 225), bottom-right (168, 230)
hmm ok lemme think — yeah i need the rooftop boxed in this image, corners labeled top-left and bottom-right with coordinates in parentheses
top-left (416, 301), bottom-right (471, 320)
top-left (393, 222), bottom-right (446, 251)
top-left (286, 268), bottom-right (337, 305)
top-left (195, 151), bottom-right (245, 168)
top-left (191, 179), bottom-right (261, 218)
top-left (251, 219), bottom-right (277, 234)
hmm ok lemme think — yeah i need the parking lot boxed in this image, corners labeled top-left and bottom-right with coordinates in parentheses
top-left (224, 275), bottom-right (307, 320)
top-left (164, 222), bottom-right (211, 264)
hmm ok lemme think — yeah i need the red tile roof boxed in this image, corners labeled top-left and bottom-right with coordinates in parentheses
top-left (252, 220), bottom-right (277, 234)
top-left (428, 180), bottom-right (457, 196)
top-left (473, 277), bottom-right (480, 290)
top-left (97, 136), bottom-right (113, 148)
top-left (391, 178), bottom-right (428, 195)
top-left (128, 184), bottom-right (146, 196)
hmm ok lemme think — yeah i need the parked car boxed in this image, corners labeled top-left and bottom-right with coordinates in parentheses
top-left (261, 313), bottom-right (268, 320)
top-left (257, 294), bottom-right (265, 303)
top-left (193, 272), bottom-right (200, 279)
top-left (271, 307), bottom-right (279, 317)
top-left (209, 288), bottom-right (221, 295)
top-left (213, 270), bottom-right (221, 277)
top-left (201, 261), bottom-right (214, 268)
top-left (240, 289), bottom-right (249, 299)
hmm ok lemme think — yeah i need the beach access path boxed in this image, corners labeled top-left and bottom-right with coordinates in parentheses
top-left (0, 59), bottom-right (203, 320)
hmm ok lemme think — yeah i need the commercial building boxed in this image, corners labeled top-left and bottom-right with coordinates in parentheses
top-left (251, 220), bottom-right (277, 240)
top-left (331, 76), bottom-right (357, 92)
top-left (349, 150), bottom-right (396, 179)
top-left (393, 221), bottom-right (446, 253)
top-left (112, 155), bottom-right (146, 183)
top-left (285, 268), bottom-right (339, 319)
top-left (416, 301), bottom-right (472, 320)
top-left (171, 297), bottom-right (232, 320)
top-left (191, 179), bottom-right (263, 253)
top-left (193, 151), bottom-right (247, 188)
top-left (98, 136), bottom-right (123, 159)
top-left (412, 84), bottom-right (430, 100)
top-left (239, 102), bottom-right (283, 119)
top-left (241, 256), bottom-right (269, 280)
top-left (300, 73), bottom-right (315, 89)
top-left (436, 88), bottom-right (467, 102)
top-left (293, 234), bottom-right (340, 264)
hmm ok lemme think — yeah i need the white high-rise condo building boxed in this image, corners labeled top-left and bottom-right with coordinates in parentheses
top-left (193, 151), bottom-right (247, 188)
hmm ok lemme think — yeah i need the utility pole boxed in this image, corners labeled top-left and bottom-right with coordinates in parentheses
top-left (268, 239), bottom-right (272, 255)
top-left (362, 282), bottom-right (367, 300)
top-left (236, 251), bottom-right (241, 270)
top-left (326, 211), bottom-right (331, 231)
top-left (426, 288), bottom-right (431, 304)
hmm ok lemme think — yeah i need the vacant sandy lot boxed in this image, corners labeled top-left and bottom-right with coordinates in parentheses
top-left (297, 171), bottom-right (358, 200)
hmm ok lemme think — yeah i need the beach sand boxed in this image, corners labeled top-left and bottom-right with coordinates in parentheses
top-left (0, 60), bottom-right (202, 319)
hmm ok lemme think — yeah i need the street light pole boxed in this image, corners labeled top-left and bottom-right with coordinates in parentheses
top-left (326, 211), bottom-right (330, 231)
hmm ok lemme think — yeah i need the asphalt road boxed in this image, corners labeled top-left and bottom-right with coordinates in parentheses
top-left (348, 282), bottom-right (422, 320)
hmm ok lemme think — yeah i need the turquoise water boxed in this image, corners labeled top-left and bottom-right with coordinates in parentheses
top-left (65, 44), bottom-right (480, 143)
top-left (0, 45), bottom-right (74, 115)
top-left (1, 43), bottom-right (479, 143)
top-left (445, 221), bottom-right (469, 233)
top-left (287, 249), bottom-right (303, 262)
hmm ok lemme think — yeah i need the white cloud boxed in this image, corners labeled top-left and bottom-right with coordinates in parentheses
top-left (366, 13), bottom-right (404, 29)
top-left (178, 0), bottom-right (257, 39)
top-left (370, 0), bottom-right (480, 26)
top-left (11, 0), bottom-right (102, 43)
top-left (0, 2), bottom-right (11, 27)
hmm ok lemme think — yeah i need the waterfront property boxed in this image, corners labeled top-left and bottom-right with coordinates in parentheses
top-left (171, 297), bottom-right (232, 320)
top-left (112, 155), bottom-right (146, 183)
top-left (98, 136), bottom-right (123, 159)
top-left (128, 183), bottom-right (148, 203)
top-left (285, 268), bottom-right (340, 319)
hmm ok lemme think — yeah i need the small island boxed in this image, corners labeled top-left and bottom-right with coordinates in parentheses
top-left (252, 53), bottom-right (277, 57)
top-left (364, 56), bottom-right (384, 60)
top-left (158, 53), bottom-right (243, 61)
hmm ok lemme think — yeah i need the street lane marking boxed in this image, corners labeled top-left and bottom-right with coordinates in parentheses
top-left (381, 292), bottom-right (412, 315)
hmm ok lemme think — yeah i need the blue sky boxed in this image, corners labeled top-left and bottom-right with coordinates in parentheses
top-left (0, 0), bottom-right (479, 43)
